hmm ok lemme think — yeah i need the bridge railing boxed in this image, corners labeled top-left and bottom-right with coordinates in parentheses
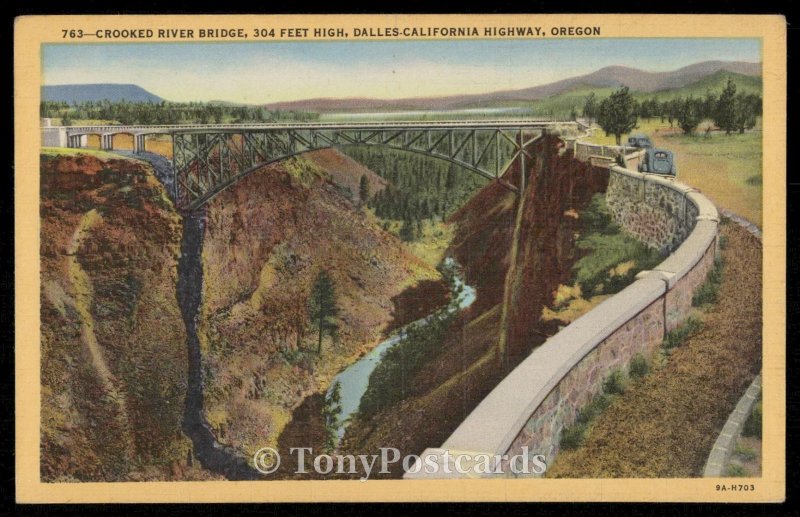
top-left (405, 141), bottom-right (719, 479)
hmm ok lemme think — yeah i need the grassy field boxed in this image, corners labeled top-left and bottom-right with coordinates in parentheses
top-left (51, 118), bottom-right (117, 126)
top-left (41, 147), bottom-right (123, 160)
top-left (541, 194), bottom-right (664, 325)
top-left (586, 118), bottom-right (762, 226)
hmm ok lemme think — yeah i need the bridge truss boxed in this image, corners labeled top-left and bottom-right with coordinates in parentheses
top-left (171, 124), bottom-right (551, 211)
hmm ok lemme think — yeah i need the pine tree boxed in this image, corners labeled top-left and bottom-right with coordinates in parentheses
top-left (308, 271), bottom-right (339, 354)
top-left (582, 92), bottom-right (597, 122)
top-left (322, 381), bottom-right (342, 452)
top-left (399, 218), bottom-right (415, 242)
top-left (714, 78), bottom-right (738, 135)
top-left (359, 174), bottom-right (370, 207)
top-left (597, 86), bottom-right (638, 145)
top-left (734, 93), bottom-right (760, 134)
top-left (677, 96), bottom-right (703, 135)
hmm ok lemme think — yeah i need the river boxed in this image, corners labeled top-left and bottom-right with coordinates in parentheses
top-left (133, 150), bottom-right (475, 476)
top-left (327, 257), bottom-right (476, 442)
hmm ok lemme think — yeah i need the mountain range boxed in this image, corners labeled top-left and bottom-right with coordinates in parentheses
top-left (42, 60), bottom-right (760, 109)
top-left (265, 60), bottom-right (761, 111)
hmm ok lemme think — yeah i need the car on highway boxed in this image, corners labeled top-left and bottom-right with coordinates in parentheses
top-left (639, 148), bottom-right (677, 176)
top-left (627, 134), bottom-right (653, 148)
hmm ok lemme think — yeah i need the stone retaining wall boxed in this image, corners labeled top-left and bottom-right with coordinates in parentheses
top-left (405, 148), bottom-right (719, 479)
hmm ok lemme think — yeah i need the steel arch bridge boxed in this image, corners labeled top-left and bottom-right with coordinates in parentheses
top-left (58, 120), bottom-right (578, 211)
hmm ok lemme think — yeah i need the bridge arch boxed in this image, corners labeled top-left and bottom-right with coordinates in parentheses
top-left (171, 126), bottom-right (546, 211)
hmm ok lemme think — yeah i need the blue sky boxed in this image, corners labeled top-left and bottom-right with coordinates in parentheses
top-left (43, 38), bottom-right (760, 104)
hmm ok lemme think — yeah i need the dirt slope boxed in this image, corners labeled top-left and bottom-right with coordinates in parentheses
top-left (40, 154), bottom-right (213, 481)
top-left (547, 221), bottom-right (762, 477)
top-left (305, 148), bottom-right (387, 202)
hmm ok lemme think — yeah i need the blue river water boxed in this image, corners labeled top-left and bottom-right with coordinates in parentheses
top-left (327, 257), bottom-right (476, 441)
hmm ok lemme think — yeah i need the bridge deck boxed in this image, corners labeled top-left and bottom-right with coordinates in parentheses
top-left (56, 119), bottom-right (577, 134)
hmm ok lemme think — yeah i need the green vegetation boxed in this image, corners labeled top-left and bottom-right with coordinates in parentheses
top-left (587, 117), bottom-right (762, 225)
top-left (358, 293), bottom-right (459, 419)
top-left (282, 156), bottom-right (326, 187)
top-left (358, 310), bottom-right (457, 418)
top-left (597, 86), bottom-right (639, 145)
top-left (559, 422), bottom-right (588, 450)
top-left (581, 91), bottom-right (598, 122)
top-left (628, 353), bottom-right (649, 379)
top-left (542, 194), bottom-right (664, 326)
top-left (532, 71), bottom-right (761, 121)
top-left (358, 174), bottom-right (369, 207)
top-left (675, 96), bottom-right (704, 135)
top-left (40, 146), bottom-right (122, 160)
top-left (662, 317), bottom-right (704, 351)
top-left (734, 442), bottom-right (757, 462)
top-left (41, 99), bottom-right (319, 125)
top-left (602, 369), bottom-right (627, 395)
top-left (692, 257), bottom-right (725, 307)
top-left (589, 77), bottom-right (762, 138)
top-left (323, 381), bottom-right (343, 452)
top-left (559, 368), bottom-right (634, 451)
top-left (573, 195), bottom-right (664, 297)
top-left (726, 464), bottom-right (747, 477)
top-left (576, 393), bottom-right (612, 426)
top-left (742, 399), bottom-right (762, 439)
top-left (342, 146), bottom-right (489, 241)
top-left (308, 270), bottom-right (340, 355)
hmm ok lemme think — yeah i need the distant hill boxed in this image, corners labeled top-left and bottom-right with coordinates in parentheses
top-left (264, 60), bottom-right (762, 112)
top-left (644, 69), bottom-right (762, 100)
top-left (525, 70), bottom-right (762, 116)
top-left (42, 84), bottom-right (163, 104)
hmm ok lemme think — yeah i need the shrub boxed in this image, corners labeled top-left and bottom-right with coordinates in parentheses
top-left (559, 423), bottom-right (587, 450)
top-left (603, 369), bottom-right (627, 395)
top-left (662, 317), bottom-right (703, 350)
top-left (576, 393), bottom-right (611, 425)
top-left (742, 400), bottom-right (762, 439)
top-left (726, 464), bottom-right (746, 477)
top-left (628, 353), bottom-right (649, 379)
top-left (734, 442), bottom-right (757, 462)
top-left (693, 258), bottom-right (724, 307)
top-left (573, 195), bottom-right (663, 297)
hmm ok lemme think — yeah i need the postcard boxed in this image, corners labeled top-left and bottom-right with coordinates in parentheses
top-left (14, 13), bottom-right (786, 503)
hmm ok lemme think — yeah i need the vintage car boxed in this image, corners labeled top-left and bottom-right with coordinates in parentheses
top-left (639, 147), bottom-right (677, 176)
top-left (627, 133), bottom-right (653, 148)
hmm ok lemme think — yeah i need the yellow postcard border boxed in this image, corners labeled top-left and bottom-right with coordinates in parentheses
top-left (14, 13), bottom-right (786, 503)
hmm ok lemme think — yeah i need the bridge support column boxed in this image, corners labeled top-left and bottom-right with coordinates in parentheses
top-left (134, 134), bottom-right (145, 154)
